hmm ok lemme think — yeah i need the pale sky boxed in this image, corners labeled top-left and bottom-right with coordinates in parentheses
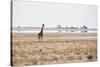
top-left (13, 0), bottom-right (97, 28)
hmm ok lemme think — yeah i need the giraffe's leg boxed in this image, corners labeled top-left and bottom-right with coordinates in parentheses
top-left (39, 34), bottom-right (42, 41)
top-left (40, 36), bottom-right (42, 41)
top-left (38, 35), bottom-right (40, 41)
top-left (41, 36), bottom-right (43, 41)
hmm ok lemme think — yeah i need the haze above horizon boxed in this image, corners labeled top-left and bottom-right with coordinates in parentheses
top-left (13, 0), bottom-right (97, 28)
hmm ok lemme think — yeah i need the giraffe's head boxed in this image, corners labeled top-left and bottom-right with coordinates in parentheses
top-left (42, 24), bottom-right (45, 27)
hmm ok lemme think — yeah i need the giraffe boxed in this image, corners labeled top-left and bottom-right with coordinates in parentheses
top-left (38, 24), bottom-right (45, 41)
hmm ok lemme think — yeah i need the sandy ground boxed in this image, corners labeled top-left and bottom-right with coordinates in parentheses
top-left (11, 33), bottom-right (97, 66)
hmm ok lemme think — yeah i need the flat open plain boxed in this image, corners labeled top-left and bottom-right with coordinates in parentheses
top-left (12, 32), bottom-right (97, 66)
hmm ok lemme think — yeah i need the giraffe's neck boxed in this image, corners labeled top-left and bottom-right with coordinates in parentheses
top-left (40, 26), bottom-right (44, 33)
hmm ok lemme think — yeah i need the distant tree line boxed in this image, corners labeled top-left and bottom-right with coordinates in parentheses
top-left (56, 25), bottom-right (88, 32)
top-left (16, 25), bottom-right (89, 33)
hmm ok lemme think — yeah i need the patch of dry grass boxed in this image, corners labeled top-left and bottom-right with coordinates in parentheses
top-left (12, 33), bottom-right (97, 66)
